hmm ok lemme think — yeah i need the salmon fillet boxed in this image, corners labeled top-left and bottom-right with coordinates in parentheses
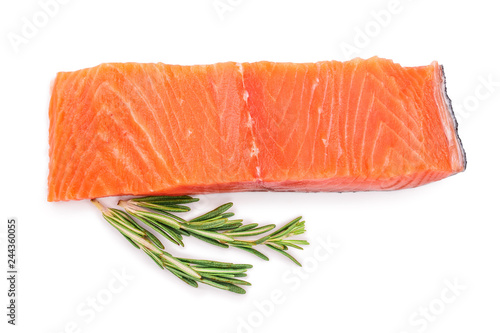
top-left (48, 57), bottom-right (466, 201)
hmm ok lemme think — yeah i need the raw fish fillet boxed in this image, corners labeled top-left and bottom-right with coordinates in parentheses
top-left (48, 57), bottom-right (466, 201)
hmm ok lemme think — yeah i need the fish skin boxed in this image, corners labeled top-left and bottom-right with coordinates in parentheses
top-left (47, 57), bottom-right (465, 201)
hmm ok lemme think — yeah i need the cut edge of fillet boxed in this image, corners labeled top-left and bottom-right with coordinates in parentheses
top-left (439, 64), bottom-right (467, 172)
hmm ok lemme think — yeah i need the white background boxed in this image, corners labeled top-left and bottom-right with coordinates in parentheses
top-left (1, 0), bottom-right (499, 332)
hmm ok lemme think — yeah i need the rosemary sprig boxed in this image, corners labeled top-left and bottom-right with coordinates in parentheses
top-left (92, 199), bottom-right (252, 294)
top-left (259, 217), bottom-right (308, 267)
top-left (118, 196), bottom-right (309, 266)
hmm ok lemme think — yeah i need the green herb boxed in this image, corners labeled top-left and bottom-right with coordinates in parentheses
top-left (92, 199), bottom-right (251, 294)
top-left (93, 195), bottom-right (309, 293)
top-left (118, 196), bottom-right (309, 265)
top-left (258, 217), bottom-right (308, 267)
